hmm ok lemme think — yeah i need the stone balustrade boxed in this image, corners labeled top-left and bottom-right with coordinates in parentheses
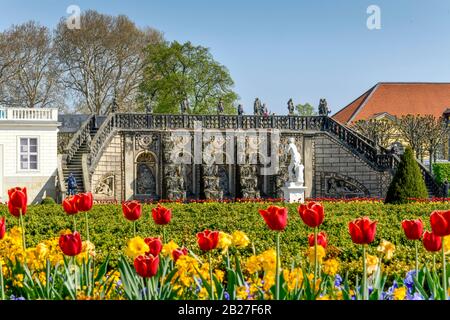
top-left (0, 107), bottom-right (59, 121)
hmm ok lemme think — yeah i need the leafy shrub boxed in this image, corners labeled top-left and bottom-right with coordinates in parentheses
top-left (385, 147), bottom-right (429, 204)
top-left (40, 196), bottom-right (56, 205)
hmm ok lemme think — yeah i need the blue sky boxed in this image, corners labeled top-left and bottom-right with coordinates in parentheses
top-left (1, 0), bottom-right (450, 114)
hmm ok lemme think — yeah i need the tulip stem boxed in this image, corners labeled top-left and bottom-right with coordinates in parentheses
top-left (147, 277), bottom-right (152, 300)
top-left (415, 241), bottom-right (419, 282)
top-left (85, 212), bottom-right (90, 242)
top-left (209, 252), bottom-right (214, 300)
top-left (19, 210), bottom-right (26, 251)
top-left (313, 227), bottom-right (318, 297)
top-left (363, 245), bottom-right (368, 300)
top-left (162, 227), bottom-right (167, 244)
top-left (275, 231), bottom-right (280, 300)
top-left (0, 262), bottom-right (4, 300)
top-left (442, 237), bottom-right (447, 299)
top-left (133, 221), bottom-right (136, 237)
top-left (73, 215), bottom-right (77, 232)
top-left (433, 255), bottom-right (436, 271)
top-left (72, 257), bottom-right (77, 300)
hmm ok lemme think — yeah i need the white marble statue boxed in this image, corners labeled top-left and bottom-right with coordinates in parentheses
top-left (286, 137), bottom-right (304, 186)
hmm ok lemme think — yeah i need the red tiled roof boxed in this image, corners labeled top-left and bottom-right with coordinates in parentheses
top-left (332, 83), bottom-right (450, 124)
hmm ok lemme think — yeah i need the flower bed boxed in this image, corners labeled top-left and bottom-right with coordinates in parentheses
top-left (1, 190), bottom-right (450, 300)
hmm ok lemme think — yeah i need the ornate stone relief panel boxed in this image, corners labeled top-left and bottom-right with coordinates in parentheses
top-left (94, 173), bottom-right (115, 198)
top-left (321, 172), bottom-right (370, 198)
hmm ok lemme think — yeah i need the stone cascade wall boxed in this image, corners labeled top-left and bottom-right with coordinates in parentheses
top-left (313, 133), bottom-right (392, 198)
top-left (85, 129), bottom-right (394, 202)
top-left (91, 134), bottom-right (122, 201)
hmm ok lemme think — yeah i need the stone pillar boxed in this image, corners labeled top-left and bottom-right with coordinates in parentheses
top-left (303, 134), bottom-right (314, 198)
top-left (123, 133), bottom-right (135, 200)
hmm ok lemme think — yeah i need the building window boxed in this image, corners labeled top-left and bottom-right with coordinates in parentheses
top-left (19, 138), bottom-right (38, 170)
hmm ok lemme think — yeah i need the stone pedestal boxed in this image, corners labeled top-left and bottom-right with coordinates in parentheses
top-left (281, 183), bottom-right (307, 203)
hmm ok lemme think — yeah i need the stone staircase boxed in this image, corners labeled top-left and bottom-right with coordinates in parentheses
top-left (61, 119), bottom-right (99, 194)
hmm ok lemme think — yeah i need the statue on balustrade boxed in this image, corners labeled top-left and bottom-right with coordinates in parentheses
top-left (180, 97), bottom-right (190, 114)
top-left (318, 98), bottom-right (330, 116)
top-left (287, 99), bottom-right (295, 115)
top-left (237, 104), bottom-right (244, 116)
top-left (262, 103), bottom-right (268, 116)
top-left (217, 99), bottom-right (224, 114)
top-left (145, 98), bottom-right (153, 114)
top-left (253, 98), bottom-right (261, 115)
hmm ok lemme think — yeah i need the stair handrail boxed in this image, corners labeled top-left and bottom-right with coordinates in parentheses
top-left (323, 117), bottom-right (383, 164)
top-left (88, 113), bottom-right (116, 172)
top-left (64, 115), bottom-right (95, 163)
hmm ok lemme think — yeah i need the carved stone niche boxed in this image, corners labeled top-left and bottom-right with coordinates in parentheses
top-left (239, 165), bottom-right (260, 199)
top-left (321, 172), bottom-right (370, 198)
top-left (202, 165), bottom-right (223, 200)
top-left (164, 164), bottom-right (186, 201)
top-left (94, 173), bottom-right (115, 198)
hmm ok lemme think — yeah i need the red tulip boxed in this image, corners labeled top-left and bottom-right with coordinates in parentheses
top-left (348, 217), bottom-right (377, 245)
top-left (197, 230), bottom-right (219, 251)
top-left (7, 187), bottom-right (27, 217)
top-left (134, 254), bottom-right (159, 278)
top-left (308, 231), bottom-right (328, 248)
top-left (62, 195), bottom-right (79, 215)
top-left (172, 247), bottom-right (188, 262)
top-left (258, 205), bottom-right (288, 231)
top-left (59, 231), bottom-right (82, 256)
top-left (298, 202), bottom-right (324, 228)
top-left (122, 201), bottom-right (142, 221)
top-left (144, 237), bottom-right (162, 256)
top-left (401, 219), bottom-right (423, 240)
top-left (430, 210), bottom-right (450, 237)
top-left (0, 217), bottom-right (5, 240)
top-left (152, 204), bottom-right (172, 225)
top-left (423, 231), bottom-right (442, 252)
top-left (76, 192), bottom-right (93, 212)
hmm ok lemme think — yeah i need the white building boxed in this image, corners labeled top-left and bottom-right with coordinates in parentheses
top-left (0, 108), bottom-right (59, 204)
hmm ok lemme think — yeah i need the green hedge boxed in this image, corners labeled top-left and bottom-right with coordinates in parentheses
top-left (0, 201), bottom-right (447, 280)
top-left (433, 162), bottom-right (450, 186)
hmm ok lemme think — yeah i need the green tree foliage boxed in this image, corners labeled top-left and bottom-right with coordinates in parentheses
top-left (432, 163), bottom-right (450, 185)
top-left (295, 103), bottom-right (317, 116)
top-left (140, 41), bottom-right (238, 114)
top-left (385, 147), bottom-right (429, 204)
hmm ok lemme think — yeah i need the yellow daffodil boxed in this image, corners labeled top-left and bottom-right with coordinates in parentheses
top-left (377, 239), bottom-right (395, 260)
top-left (218, 232), bottom-right (233, 253)
top-left (444, 236), bottom-right (450, 255)
top-left (308, 245), bottom-right (326, 265)
top-left (323, 258), bottom-right (339, 276)
top-left (365, 254), bottom-right (379, 275)
top-left (232, 231), bottom-right (250, 248)
top-left (161, 240), bottom-right (179, 257)
top-left (245, 255), bottom-right (261, 274)
top-left (124, 236), bottom-right (149, 259)
top-left (283, 268), bottom-right (304, 292)
top-left (393, 287), bottom-right (407, 300)
top-left (258, 249), bottom-right (277, 272)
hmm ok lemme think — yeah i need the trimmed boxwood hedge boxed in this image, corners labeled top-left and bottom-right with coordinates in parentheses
top-left (0, 201), bottom-right (448, 280)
